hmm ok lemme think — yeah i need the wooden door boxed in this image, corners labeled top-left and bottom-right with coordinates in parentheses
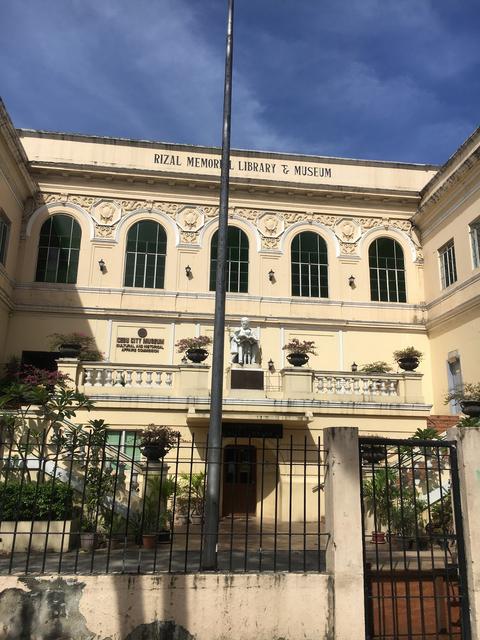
top-left (222, 445), bottom-right (257, 516)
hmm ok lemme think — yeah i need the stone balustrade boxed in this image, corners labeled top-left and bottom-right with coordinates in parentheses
top-left (57, 358), bottom-right (424, 406)
top-left (314, 372), bottom-right (399, 397)
top-left (82, 364), bottom-right (175, 389)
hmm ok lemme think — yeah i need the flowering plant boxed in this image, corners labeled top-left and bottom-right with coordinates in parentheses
top-left (48, 332), bottom-right (103, 361)
top-left (282, 339), bottom-right (316, 355)
top-left (139, 424), bottom-right (181, 451)
top-left (445, 382), bottom-right (480, 404)
top-left (175, 336), bottom-right (212, 353)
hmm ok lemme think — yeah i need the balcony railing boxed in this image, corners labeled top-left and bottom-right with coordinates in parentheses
top-left (82, 364), bottom-right (175, 390)
top-left (314, 372), bottom-right (399, 397)
top-left (62, 360), bottom-right (425, 406)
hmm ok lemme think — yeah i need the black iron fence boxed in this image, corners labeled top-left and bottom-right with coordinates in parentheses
top-left (0, 426), bottom-right (327, 575)
top-left (359, 437), bottom-right (470, 640)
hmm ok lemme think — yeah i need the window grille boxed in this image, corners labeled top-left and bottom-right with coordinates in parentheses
top-left (439, 239), bottom-right (457, 289)
top-left (0, 212), bottom-right (10, 266)
top-left (470, 220), bottom-right (480, 269)
top-left (35, 214), bottom-right (81, 284)
top-left (210, 226), bottom-right (249, 293)
top-left (369, 238), bottom-right (406, 302)
top-left (124, 221), bottom-right (167, 289)
top-left (291, 231), bottom-right (328, 298)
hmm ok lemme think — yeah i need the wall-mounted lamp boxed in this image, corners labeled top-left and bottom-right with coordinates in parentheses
top-left (185, 265), bottom-right (192, 278)
top-left (98, 259), bottom-right (106, 273)
top-left (348, 275), bottom-right (356, 288)
top-left (268, 269), bottom-right (275, 283)
top-left (351, 362), bottom-right (358, 372)
top-left (268, 359), bottom-right (275, 372)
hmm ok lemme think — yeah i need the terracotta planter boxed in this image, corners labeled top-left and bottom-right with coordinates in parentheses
top-left (286, 352), bottom-right (309, 367)
top-left (460, 400), bottom-right (480, 417)
top-left (371, 531), bottom-right (386, 544)
top-left (397, 357), bottom-right (419, 371)
top-left (186, 348), bottom-right (208, 363)
top-left (142, 534), bottom-right (157, 549)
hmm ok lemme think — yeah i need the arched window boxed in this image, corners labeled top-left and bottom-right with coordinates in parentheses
top-left (369, 238), bottom-right (406, 302)
top-left (124, 221), bottom-right (167, 288)
top-left (291, 231), bottom-right (328, 297)
top-left (35, 214), bottom-right (81, 283)
top-left (209, 226), bottom-right (249, 293)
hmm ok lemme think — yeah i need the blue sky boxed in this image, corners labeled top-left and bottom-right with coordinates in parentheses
top-left (1, 0), bottom-right (479, 164)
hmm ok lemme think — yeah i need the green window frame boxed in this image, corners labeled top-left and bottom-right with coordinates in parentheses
top-left (106, 430), bottom-right (142, 465)
top-left (124, 221), bottom-right (167, 289)
top-left (0, 212), bottom-right (10, 266)
top-left (369, 237), bottom-right (406, 302)
top-left (209, 226), bottom-right (249, 293)
top-left (35, 214), bottom-right (81, 284)
top-left (291, 231), bottom-right (329, 298)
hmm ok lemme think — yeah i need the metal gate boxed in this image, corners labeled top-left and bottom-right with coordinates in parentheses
top-left (359, 437), bottom-right (471, 640)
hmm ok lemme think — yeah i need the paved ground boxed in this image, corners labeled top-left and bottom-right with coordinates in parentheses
top-left (0, 517), bottom-right (327, 574)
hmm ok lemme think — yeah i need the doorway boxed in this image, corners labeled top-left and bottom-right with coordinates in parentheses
top-left (222, 445), bottom-right (257, 517)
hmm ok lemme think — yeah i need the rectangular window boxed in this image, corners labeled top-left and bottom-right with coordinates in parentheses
top-left (106, 430), bottom-right (142, 465)
top-left (471, 220), bottom-right (480, 269)
top-left (447, 355), bottom-right (462, 416)
top-left (0, 214), bottom-right (10, 266)
top-left (439, 240), bottom-right (457, 289)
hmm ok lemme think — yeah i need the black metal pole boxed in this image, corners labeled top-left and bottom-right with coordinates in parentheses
top-left (201, 0), bottom-right (234, 570)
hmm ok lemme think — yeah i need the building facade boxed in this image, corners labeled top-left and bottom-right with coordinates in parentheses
top-left (0, 100), bottom-right (479, 515)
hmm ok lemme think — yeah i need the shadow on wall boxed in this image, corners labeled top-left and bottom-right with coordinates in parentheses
top-left (0, 576), bottom-right (195, 640)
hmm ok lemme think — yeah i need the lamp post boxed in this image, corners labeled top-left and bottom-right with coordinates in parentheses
top-left (201, 0), bottom-right (235, 570)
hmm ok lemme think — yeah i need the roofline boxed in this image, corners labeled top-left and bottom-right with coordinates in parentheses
top-left (18, 127), bottom-right (440, 173)
top-left (0, 100), bottom-right (37, 195)
top-left (420, 125), bottom-right (480, 199)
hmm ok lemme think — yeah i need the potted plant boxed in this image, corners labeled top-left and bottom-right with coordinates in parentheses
top-left (139, 424), bottom-right (180, 462)
top-left (360, 362), bottom-right (392, 374)
top-left (175, 336), bottom-right (212, 363)
top-left (445, 383), bottom-right (480, 417)
top-left (178, 471), bottom-right (205, 525)
top-left (142, 475), bottom-right (175, 547)
top-left (393, 346), bottom-right (423, 372)
top-left (48, 332), bottom-right (103, 361)
top-left (282, 339), bottom-right (316, 367)
top-left (362, 468), bottom-right (399, 544)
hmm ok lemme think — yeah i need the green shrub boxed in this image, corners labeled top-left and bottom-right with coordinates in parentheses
top-left (0, 481), bottom-right (74, 520)
top-left (360, 361), bottom-right (392, 374)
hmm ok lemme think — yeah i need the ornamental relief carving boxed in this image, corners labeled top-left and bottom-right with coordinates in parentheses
top-left (95, 224), bottom-right (117, 238)
top-left (339, 241), bottom-right (358, 255)
top-left (261, 236), bottom-right (280, 250)
top-left (91, 199), bottom-right (122, 226)
top-left (256, 212), bottom-right (284, 238)
top-left (176, 205), bottom-right (205, 232)
top-left (179, 231), bottom-right (199, 245)
top-left (334, 217), bottom-right (361, 244)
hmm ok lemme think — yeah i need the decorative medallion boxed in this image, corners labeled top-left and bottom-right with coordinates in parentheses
top-left (257, 212), bottom-right (284, 238)
top-left (334, 218), bottom-right (361, 244)
top-left (176, 205), bottom-right (205, 232)
top-left (91, 199), bottom-right (122, 226)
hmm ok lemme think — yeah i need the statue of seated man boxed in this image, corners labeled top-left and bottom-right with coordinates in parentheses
top-left (230, 317), bottom-right (259, 365)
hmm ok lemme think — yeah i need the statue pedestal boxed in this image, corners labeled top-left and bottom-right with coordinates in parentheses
top-left (230, 367), bottom-right (264, 390)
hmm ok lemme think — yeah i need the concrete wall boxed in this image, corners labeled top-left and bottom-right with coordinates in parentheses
top-left (0, 573), bottom-right (333, 640)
